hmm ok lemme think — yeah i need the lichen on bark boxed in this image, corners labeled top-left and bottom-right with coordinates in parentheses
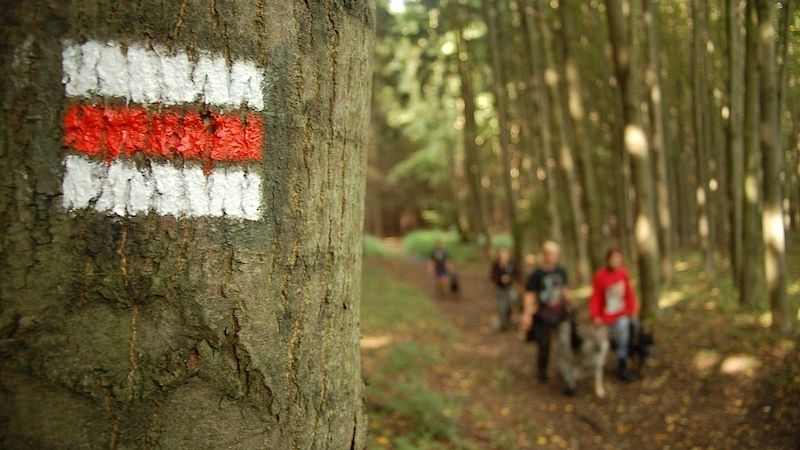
top-left (0, 1), bottom-right (374, 448)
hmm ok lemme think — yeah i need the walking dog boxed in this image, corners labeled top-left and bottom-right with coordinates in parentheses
top-left (556, 320), bottom-right (610, 398)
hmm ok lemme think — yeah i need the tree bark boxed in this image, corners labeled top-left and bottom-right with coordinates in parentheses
top-left (0, 1), bottom-right (373, 447)
top-left (535, 0), bottom-right (591, 282)
top-left (482, 0), bottom-right (523, 266)
top-left (605, 0), bottom-right (661, 318)
top-left (456, 21), bottom-right (492, 253)
top-left (553, 0), bottom-right (604, 269)
top-left (755, 0), bottom-right (791, 333)
top-left (691, 0), bottom-right (716, 276)
top-left (726, 0), bottom-right (746, 287)
top-left (740, 0), bottom-right (763, 306)
top-left (521, 0), bottom-right (563, 245)
top-left (642, 0), bottom-right (673, 280)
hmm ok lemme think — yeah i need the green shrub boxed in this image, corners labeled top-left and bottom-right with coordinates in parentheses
top-left (363, 234), bottom-right (389, 257)
top-left (402, 229), bottom-right (515, 263)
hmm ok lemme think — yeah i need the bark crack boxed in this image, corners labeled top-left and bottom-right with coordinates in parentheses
top-left (118, 225), bottom-right (139, 403)
top-left (171, 0), bottom-right (189, 40)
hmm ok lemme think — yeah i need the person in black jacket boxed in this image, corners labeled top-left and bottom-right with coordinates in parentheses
top-left (490, 247), bottom-right (518, 331)
top-left (522, 241), bottom-right (573, 382)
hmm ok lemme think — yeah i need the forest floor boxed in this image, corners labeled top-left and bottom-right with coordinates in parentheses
top-left (361, 249), bottom-right (800, 450)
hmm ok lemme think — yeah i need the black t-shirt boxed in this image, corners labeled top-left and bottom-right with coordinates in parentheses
top-left (431, 248), bottom-right (448, 272)
top-left (491, 262), bottom-right (516, 288)
top-left (525, 266), bottom-right (568, 323)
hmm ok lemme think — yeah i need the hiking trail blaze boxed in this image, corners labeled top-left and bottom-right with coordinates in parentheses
top-left (60, 39), bottom-right (266, 220)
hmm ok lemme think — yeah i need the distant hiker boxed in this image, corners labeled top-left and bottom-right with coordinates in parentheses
top-left (589, 247), bottom-right (639, 382)
top-left (428, 240), bottom-right (452, 300)
top-left (490, 247), bottom-right (518, 331)
top-left (522, 241), bottom-right (572, 382)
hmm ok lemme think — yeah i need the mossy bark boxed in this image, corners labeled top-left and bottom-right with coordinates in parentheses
top-left (0, 1), bottom-right (374, 448)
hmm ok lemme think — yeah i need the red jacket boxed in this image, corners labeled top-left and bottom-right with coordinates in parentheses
top-left (589, 267), bottom-right (638, 324)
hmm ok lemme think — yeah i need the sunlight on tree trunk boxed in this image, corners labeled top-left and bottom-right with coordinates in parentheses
top-left (642, 0), bottom-right (674, 280)
top-left (521, 0), bottom-right (563, 245)
top-left (553, 0), bottom-right (604, 269)
top-left (535, 0), bottom-right (591, 283)
top-left (691, 0), bottom-right (716, 276)
top-left (755, 0), bottom-right (792, 333)
top-left (605, 0), bottom-right (661, 318)
top-left (740, 0), bottom-right (764, 307)
top-left (456, 16), bottom-right (492, 255)
top-left (726, 0), bottom-right (746, 289)
top-left (482, 0), bottom-right (523, 264)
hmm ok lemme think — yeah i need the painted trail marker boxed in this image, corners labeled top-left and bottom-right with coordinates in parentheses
top-left (60, 40), bottom-right (266, 220)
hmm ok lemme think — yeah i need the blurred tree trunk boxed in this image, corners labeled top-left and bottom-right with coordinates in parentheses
top-left (642, 0), bottom-right (673, 280)
top-left (553, 0), bottom-right (604, 269)
top-left (755, 0), bottom-right (791, 333)
top-left (521, 0), bottom-right (563, 245)
top-left (0, 1), bottom-right (372, 447)
top-left (535, 0), bottom-right (591, 282)
top-left (456, 22), bottom-right (492, 254)
top-left (740, 0), bottom-right (763, 306)
top-left (605, 0), bottom-right (661, 318)
top-left (483, 0), bottom-right (523, 264)
top-left (776, 0), bottom-right (792, 160)
top-left (692, 0), bottom-right (716, 276)
top-left (726, 0), bottom-right (745, 286)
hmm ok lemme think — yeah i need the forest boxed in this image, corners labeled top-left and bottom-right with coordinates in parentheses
top-left (367, 0), bottom-right (798, 328)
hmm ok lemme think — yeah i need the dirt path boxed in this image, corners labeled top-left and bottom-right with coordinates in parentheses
top-left (375, 257), bottom-right (799, 450)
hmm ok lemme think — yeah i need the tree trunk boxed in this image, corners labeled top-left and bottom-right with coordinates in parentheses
top-left (605, 0), bottom-right (661, 318)
top-left (0, 1), bottom-right (373, 447)
top-left (755, 0), bottom-right (791, 333)
top-left (521, 0), bottom-right (563, 245)
top-left (740, 0), bottom-right (763, 306)
top-left (553, 0), bottom-right (604, 269)
top-left (483, 0), bottom-right (523, 266)
top-left (726, 0), bottom-right (746, 287)
top-left (691, 0), bottom-right (716, 276)
top-left (535, 0), bottom-right (591, 283)
top-left (456, 22), bottom-right (492, 254)
top-left (642, 0), bottom-right (673, 280)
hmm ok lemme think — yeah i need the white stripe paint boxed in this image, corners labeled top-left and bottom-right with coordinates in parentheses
top-left (62, 155), bottom-right (263, 220)
top-left (62, 40), bottom-right (265, 111)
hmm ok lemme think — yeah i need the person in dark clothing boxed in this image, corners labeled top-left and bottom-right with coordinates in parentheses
top-left (522, 241), bottom-right (572, 382)
top-left (490, 248), bottom-right (518, 331)
top-left (428, 241), bottom-right (451, 299)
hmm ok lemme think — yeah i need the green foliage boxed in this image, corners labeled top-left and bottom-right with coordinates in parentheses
top-left (361, 261), bottom-right (462, 449)
top-left (363, 234), bottom-right (391, 258)
top-left (361, 261), bottom-right (457, 340)
top-left (402, 228), bottom-right (513, 262)
top-left (367, 341), bottom-right (459, 443)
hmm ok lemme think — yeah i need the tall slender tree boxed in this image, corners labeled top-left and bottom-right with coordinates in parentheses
top-left (605, 0), bottom-right (661, 318)
top-left (755, 0), bottom-right (791, 333)
top-left (455, 14), bottom-right (492, 253)
top-left (521, 0), bottom-right (563, 244)
top-left (692, 0), bottom-right (716, 276)
top-left (642, 0), bottom-right (674, 280)
top-left (740, 0), bottom-right (763, 306)
top-left (535, 0), bottom-right (592, 282)
top-left (726, 0), bottom-right (746, 285)
top-left (553, 0), bottom-right (604, 268)
top-left (482, 0), bottom-right (523, 264)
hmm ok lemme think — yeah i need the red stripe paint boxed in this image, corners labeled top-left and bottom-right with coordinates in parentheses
top-left (63, 104), bottom-right (263, 162)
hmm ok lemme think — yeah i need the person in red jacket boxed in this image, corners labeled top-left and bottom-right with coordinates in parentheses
top-left (589, 247), bottom-right (638, 381)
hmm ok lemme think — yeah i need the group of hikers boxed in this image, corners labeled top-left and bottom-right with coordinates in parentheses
top-left (429, 240), bottom-right (641, 391)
